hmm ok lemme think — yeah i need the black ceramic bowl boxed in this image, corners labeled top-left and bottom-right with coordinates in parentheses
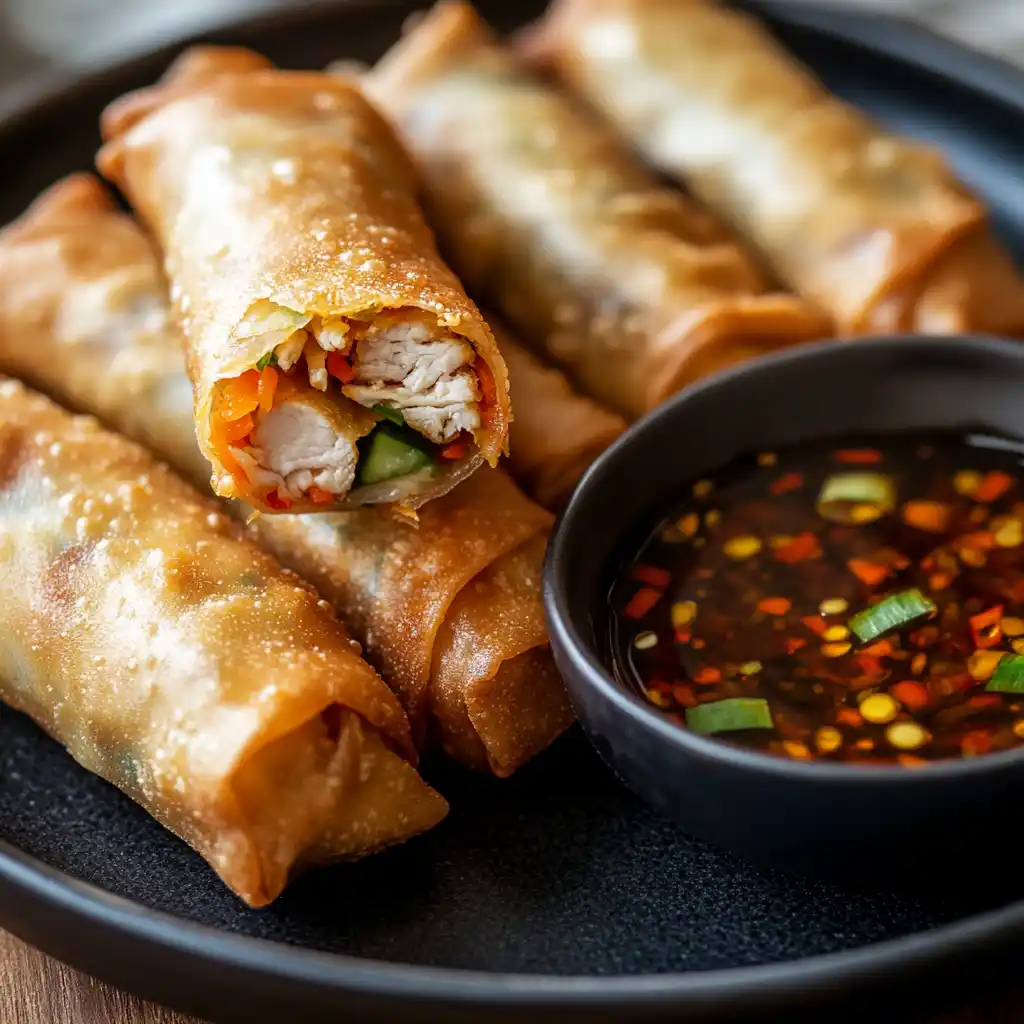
top-left (545, 334), bottom-right (1024, 883)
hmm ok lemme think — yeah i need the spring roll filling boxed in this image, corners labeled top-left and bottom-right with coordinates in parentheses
top-left (214, 305), bottom-right (488, 506)
top-left (214, 305), bottom-right (489, 509)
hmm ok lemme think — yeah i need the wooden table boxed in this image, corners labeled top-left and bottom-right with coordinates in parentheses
top-left (3, 0), bottom-right (1024, 1021)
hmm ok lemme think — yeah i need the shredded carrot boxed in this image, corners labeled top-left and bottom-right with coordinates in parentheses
top-left (970, 604), bottom-right (1004, 649)
top-left (975, 470), bottom-right (1014, 503)
top-left (847, 558), bottom-right (889, 586)
top-left (783, 637), bottom-right (807, 654)
top-left (801, 615), bottom-right (827, 636)
top-left (326, 352), bottom-right (355, 383)
top-left (219, 369), bottom-right (261, 421)
top-left (836, 708), bottom-right (863, 728)
top-left (222, 413), bottom-right (254, 444)
top-left (769, 472), bottom-right (804, 495)
top-left (633, 565), bottom-right (671, 589)
top-left (624, 587), bottom-right (662, 619)
top-left (891, 680), bottom-right (929, 711)
top-left (833, 448), bottom-right (882, 465)
top-left (474, 356), bottom-right (496, 410)
top-left (901, 500), bottom-right (950, 533)
top-left (693, 667), bottom-right (722, 685)
top-left (861, 639), bottom-right (895, 657)
top-left (441, 438), bottom-right (468, 460)
top-left (758, 597), bottom-right (791, 616)
top-left (210, 419), bottom-right (242, 478)
top-left (774, 532), bottom-right (822, 564)
top-left (308, 485), bottom-right (335, 506)
top-left (258, 365), bottom-right (279, 413)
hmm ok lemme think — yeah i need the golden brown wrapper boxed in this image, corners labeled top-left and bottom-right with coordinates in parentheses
top-left (0, 376), bottom-right (446, 907)
top-left (0, 175), bottom-right (571, 776)
top-left (864, 232), bottom-right (1024, 336)
top-left (528, 0), bottom-right (1006, 334)
top-left (365, 1), bottom-right (830, 420)
top-left (97, 45), bottom-right (510, 513)
top-left (496, 317), bottom-right (626, 509)
top-left (260, 467), bottom-right (565, 772)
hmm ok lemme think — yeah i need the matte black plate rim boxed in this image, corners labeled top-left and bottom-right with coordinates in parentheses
top-left (5, 834), bottom-right (1024, 1008)
top-left (3, 0), bottom-right (1024, 1017)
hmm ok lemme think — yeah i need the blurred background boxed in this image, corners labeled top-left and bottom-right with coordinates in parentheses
top-left (0, 0), bottom-right (1023, 109)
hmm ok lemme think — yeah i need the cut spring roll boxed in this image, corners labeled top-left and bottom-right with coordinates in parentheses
top-left (530, 0), bottom-right (1024, 335)
top-left (496, 317), bottom-right (626, 509)
top-left (97, 46), bottom-right (510, 515)
top-left (363, 1), bottom-right (830, 420)
top-left (0, 175), bottom-right (572, 776)
top-left (0, 375), bottom-right (446, 907)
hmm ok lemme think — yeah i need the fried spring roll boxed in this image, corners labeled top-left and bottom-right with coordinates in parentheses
top-left (0, 376), bottom-right (446, 907)
top-left (97, 46), bottom-right (510, 515)
top-left (363, 1), bottom-right (829, 420)
top-left (529, 0), bottom-right (1024, 335)
top-left (496, 318), bottom-right (626, 508)
top-left (0, 176), bottom-right (571, 776)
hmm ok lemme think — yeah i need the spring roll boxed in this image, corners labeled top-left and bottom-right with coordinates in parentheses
top-left (0, 175), bottom-right (572, 776)
top-left (363, 1), bottom-right (830, 420)
top-left (97, 46), bottom-right (510, 515)
top-left (0, 375), bottom-right (446, 908)
top-left (496, 317), bottom-right (626, 509)
top-left (529, 0), bottom-right (1024, 335)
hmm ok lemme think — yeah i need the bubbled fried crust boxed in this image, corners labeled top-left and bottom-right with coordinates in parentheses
top-left (96, 45), bottom-right (509, 509)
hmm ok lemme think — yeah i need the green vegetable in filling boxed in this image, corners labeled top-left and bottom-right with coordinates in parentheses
top-left (356, 422), bottom-right (433, 486)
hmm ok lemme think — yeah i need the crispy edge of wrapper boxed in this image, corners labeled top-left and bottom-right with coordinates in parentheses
top-left (865, 228), bottom-right (1024, 337)
top-left (429, 534), bottom-right (573, 776)
top-left (642, 294), bottom-right (832, 414)
top-left (495, 321), bottom-right (627, 509)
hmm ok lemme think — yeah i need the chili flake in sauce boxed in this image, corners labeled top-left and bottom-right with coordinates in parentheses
top-left (610, 434), bottom-right (1024, 764)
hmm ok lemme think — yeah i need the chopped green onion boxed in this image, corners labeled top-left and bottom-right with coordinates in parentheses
top-left (848, 588), bottom-right (936, 644)
top-left (371, 403), bottom-right (404, 426)
top-left (256, 351), bottom-right (278, 371)
top-left (817, 473), bottom-right (896, 524)
top-left (987, 654), bottom-right (1024, 693)
top-left (685, 697), bottom-right (774, 735)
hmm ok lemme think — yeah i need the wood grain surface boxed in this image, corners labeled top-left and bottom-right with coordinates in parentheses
top-left (3, 922), bottom-right (1024, 1024)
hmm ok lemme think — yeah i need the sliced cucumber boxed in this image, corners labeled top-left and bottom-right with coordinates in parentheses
top-left (357, 423), bottom-right (433, 485)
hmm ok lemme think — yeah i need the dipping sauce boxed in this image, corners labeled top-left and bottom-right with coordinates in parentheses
top-left (610, 434), bottom-right (1024, 765)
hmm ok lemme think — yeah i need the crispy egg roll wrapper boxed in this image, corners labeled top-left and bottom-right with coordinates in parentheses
top-left (495, 318), bottom-right (626, 509)
top-left (0, 175), bottom-right (571, 775)
top-left (529, 0), bottom-right (1005, 334)
top-left (0, 376), bottom-right (446, 907)
top-left (365, 2), bottom-right (829, 420)
top-left (864, 232), bottom-right (1024, 336)
top-left (97, 46), bottom-right (510, 514)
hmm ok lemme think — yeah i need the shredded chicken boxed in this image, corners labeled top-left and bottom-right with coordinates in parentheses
top-left (239, 400), bottom-right (359, 500)
top-left (343, 320), bottom-right (481, 443)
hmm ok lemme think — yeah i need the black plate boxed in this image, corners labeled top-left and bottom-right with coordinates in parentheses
top-left (3, 3), bottom-right (1024, 1022)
